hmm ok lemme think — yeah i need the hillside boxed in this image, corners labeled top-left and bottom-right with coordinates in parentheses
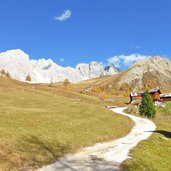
top-left (79, 56), bottom-right (171, 94)
top-left (118, 56), bottom-right (171, 90)
top-left (0, 76), bottom-right (133, 170)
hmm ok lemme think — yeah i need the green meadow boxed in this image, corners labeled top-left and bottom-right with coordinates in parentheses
top-left (122, 103), bottom-right (171, 171)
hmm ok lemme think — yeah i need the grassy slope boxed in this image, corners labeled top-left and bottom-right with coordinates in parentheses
top-left (0, 77), bottom-right (133, 171)
top-left (122, 103), bottom-right (171, 171)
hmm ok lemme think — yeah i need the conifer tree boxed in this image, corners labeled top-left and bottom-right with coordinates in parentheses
top-left (6, 72), bottom-right (10, 78)
top-left (139, 90), bottom-right (156, 118)
top-left (0, 69), bottom-right (6, 75)
top-left (63, 79), bottom-right (71, 90)
top-left (26, 74), bottom-right (31, 81)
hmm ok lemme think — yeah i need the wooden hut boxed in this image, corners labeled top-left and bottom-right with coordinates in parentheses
top-left (149, 88), bottom-right (161, 101)
top-left (130, 88), bottom-right (162, 103)
top-left (160, 94), bottom-right (171, 102)
top-left (130, 92), bottom-right (142, 102)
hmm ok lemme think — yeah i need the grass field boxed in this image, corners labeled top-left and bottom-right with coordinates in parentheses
top-left (122, 103), bottom-right (171, 171)
top-left (0, 77), bottom-right (133, 171)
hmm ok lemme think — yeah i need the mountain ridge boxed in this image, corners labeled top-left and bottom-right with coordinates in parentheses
top-left (0, 49), bottom-right (118, 83)
top-left (1, 49), bottom-right (171, 91)
top-left (80, 56), bottom-right (171, 93)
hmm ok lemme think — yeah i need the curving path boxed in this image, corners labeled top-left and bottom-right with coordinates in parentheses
top-left (37, 107), bottom-right (156, 171)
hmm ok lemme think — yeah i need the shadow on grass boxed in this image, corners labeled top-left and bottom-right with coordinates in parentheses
top-left (17, 135), bottom-right (71, 169)
top-left (18, 136), bottom-right (120, 171)
top-left (146, 130), bottom-right (171, 138)
top-left (42, 157), bottom-right (120, 171)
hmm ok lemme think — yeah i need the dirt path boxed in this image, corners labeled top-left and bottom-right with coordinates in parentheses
top-left (37, 107), bottom-right (156, 171)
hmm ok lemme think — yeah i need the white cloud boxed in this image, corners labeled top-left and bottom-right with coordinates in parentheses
top-left (108, 54), bottom-right (149, 68)
top-left (54, 9), bottom-right (71, 22)
top-left (60, 58), bottom-right (64, 62)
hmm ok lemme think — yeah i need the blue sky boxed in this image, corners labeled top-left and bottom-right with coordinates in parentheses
top-left (0, 0), bottom-right (171, 69)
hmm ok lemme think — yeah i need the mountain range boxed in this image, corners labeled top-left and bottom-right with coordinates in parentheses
top-left (0, 49), bottom-right (118, 83)
top-left (0, 49), bottom-right (171, 91)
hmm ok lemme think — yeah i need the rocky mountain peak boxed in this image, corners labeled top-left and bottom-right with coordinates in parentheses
top-left (104, 64), bottom-right (118, 75)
